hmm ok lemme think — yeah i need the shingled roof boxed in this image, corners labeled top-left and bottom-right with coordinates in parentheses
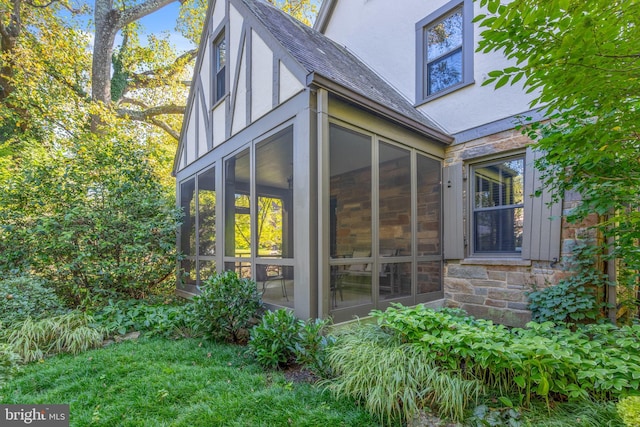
top-left (241, 0), bottom-right (451, 143)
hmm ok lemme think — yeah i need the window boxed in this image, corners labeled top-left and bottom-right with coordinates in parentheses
top-left (416, 0), bottom-right (473, 102)
top-left (214, 35), bottom-right (226, 103)
top-left (472, 156), bottom-right (524, 254)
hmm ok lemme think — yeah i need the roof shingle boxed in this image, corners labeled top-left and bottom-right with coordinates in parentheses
top-left (241, 0), bottom-right (448, 136)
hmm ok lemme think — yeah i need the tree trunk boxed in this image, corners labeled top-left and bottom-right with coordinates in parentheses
top-left (92, 0), bottom-right (119, 105)
top-left (0, 0), bottom-right (22, 104)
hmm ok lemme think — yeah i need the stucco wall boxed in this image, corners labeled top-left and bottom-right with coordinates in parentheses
top-left (322, 0), bottom-right (537, 135)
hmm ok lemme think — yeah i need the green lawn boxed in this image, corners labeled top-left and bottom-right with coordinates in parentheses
top-left (0, 338), bottom-right (379, 427)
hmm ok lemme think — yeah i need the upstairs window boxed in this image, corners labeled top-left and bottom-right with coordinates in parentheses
top-left (426, 8), bottom-right (462, 95)
top-left (416, 0), bottom-right (473, 102)
top-left (214, 35), bottom-right (226, 103)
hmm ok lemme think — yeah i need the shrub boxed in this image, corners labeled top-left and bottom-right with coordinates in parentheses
top-left (0, 276), bottom-right (67, 326)
top-left (249, 309), bottom-right (300, 369)
top-left (373, 304), bottom-right (640, 406)
top-left (2, 311), bottom-right (104, 363)
top-left (0, 137), bottom-right (182, 307)
top-left (192, 271), bottom-right (263, 343)
top-left (292, 317), bottom-right (335, 376)
top-left (248, 309), bottom-right (334, 373)
top-left (91, 298), bottom-right (196, 338)
top-left (527, 242), bottom-right (605, 324)
top-left (618, 396), bottom-right (640, 427)
top-left (323, 323), bottom-right (481, 424)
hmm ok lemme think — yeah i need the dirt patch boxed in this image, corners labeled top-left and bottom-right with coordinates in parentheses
top-left (282, 365), bottom-right (320, 384)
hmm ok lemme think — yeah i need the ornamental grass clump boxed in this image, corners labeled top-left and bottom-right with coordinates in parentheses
top-left (2, 311), bottom-right (104, 363)
top-left (323, 323), bottom-right (481, 424)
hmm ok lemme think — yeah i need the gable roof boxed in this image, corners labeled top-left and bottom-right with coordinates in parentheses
top-left (241, 0), bottom-right (452, 144)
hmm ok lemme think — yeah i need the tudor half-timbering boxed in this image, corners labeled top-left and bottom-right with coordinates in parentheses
top-left (174, 0), bottom-right (567, 325)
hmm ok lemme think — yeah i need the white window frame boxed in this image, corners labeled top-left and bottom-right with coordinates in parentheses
top-left (415, 0), bottom-right (474, 104)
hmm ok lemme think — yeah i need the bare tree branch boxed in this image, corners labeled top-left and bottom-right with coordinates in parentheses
top-left (117, 103), bottom-right (182, 140)
top-left (117, 104), bottom-right (185, 118)
top-left (115, 0), bottom-right (179, 29)
top-left (124, 48), bottom-right (197, 93)
top-left (148, 118), bottom-right (180, 140)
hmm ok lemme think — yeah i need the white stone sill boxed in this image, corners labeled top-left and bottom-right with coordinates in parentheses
top-left (460, 258), bottom-right (532, 267)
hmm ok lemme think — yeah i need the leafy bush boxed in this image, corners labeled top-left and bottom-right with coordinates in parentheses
top-left (323, 323), bottom-right (481, 424)
top-left (2, 311), bottom-right (104, 363)
top-left (248, 309), bottom-right (334, 373)
top-left (249, 309), bottom-right (300, 369)
top-left (0, 137), bottom-right (182, 307)
top-left (192, 271), bottom-right (263, 343)
top-left (618, 396), bottom-right (640, 427)
top-left (373, 304), bottom-right (640, 405)
top-left (0, 276), bottom-right (67, 325)
top-left (0, 343), bottom-right (20, 388)
top-left (527, 242), bottom-right (605, 324)
top-left (91, 298), bottom-right (196, 338)
top-left (468, 405), bottom-right (522, 427)
top-left (292, 317), bottom-right (335, 376)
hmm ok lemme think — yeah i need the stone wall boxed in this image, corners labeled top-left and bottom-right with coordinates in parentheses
top-left (442, 128), bottom-right (589, 326)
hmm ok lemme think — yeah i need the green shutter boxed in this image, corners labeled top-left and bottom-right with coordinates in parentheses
top-left (522, 147), bottom-right (562, 261)
top-left (443, 163), bottom-right (465, 259)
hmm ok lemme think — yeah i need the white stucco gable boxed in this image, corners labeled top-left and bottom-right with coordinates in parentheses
top-left (173, 0), bottom-right (309, 175)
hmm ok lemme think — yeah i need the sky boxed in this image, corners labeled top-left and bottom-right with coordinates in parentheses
top-left (77, 0), bottom-right (196, 53)
top-left (78, 0), bottom-right (322, 53)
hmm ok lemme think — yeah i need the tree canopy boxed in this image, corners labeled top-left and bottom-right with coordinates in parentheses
top-left (0, 0), bottom-right (318, 305)
top-left (477, 0), bottom-right (640, 315)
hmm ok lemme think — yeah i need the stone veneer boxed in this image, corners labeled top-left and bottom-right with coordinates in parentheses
top-left (442, 128), bottom-right (593, 326)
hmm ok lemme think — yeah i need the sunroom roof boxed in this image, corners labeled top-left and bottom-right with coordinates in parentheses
top-left (242, 0), bottom-right (452, 144)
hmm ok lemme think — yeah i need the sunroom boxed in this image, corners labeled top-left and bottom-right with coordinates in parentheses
top-left (173, 0), bottom-right (452, 322)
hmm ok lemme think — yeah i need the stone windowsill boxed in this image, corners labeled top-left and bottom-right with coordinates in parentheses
top-left (460, 258), bottom-right (532, 267)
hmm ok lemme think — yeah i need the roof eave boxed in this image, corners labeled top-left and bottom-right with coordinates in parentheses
top-left (306, 72), bottom-right (453, 145)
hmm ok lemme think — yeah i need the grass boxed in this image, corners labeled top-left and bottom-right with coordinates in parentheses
top-left (521, 400), bottom-right (623, 427)
top-left (0, 337), bottom-right (379, 426)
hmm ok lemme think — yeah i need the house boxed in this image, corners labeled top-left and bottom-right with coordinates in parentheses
top-left (173, 0), bottom-right (576, 325)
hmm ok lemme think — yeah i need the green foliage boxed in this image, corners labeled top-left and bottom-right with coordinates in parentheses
top-left (0, 136), bottom-right (182, 307)
top-left (0, 344), bottom-right (20, 389)
top-left (292, 317), bottom-right (335, 376)
top-left (524, 399), bottom-right (623, 427)
top-left (323, 323), bottom-right (482, 424)
top-left (476, 0), bottom-right (640, 300)
top-left (0, 276), bottom-right (68, 326)
top-left (249, 309), bottom-right (300, 369)
top-left (1, 338), bottom-right (377, 426)
top-left (248, 309), bottom-right (334, 373)
top-left (91, 298), bottom-right (196, 338)
top-left (528, 242), bottom-right (607, 324)
top-left (372, 304), bottom-right (640, 406)
top-left (618, 396), bottom-right (640, 427)
top-left (468, 404), bottom-right (522, 427)
top-left (192, 271), bottom-right (263, 343)
top-left (2, 312), bottom-right (104, 363)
